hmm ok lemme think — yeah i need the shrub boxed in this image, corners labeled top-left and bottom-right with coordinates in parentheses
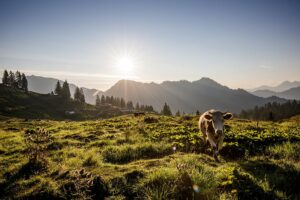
top-left (24, 128), bottom-right (53, 171)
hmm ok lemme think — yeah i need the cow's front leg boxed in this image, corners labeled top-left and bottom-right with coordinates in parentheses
top-left (217, 134), bottom-right (225, 151)
top-left (206, 132), bottom-right (219, 161)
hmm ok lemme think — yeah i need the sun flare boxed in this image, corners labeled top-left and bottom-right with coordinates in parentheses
top-left (115, 55), bottom-right (135, 75)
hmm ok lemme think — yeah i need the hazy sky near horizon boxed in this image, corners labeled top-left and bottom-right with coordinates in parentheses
top-left (0, 0), bottom-right (299, 90)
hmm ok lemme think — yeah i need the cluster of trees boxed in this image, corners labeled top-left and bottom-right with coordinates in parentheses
top-left (240, 100), bottom-right (300, 121)
top-left (95, 94), bottom-right (154, 111)
top-left (54, 81), bottom-right (72, 100)
top-left (2, 70), bottom-right (28, 92)
top-left (54, 81), bottom-right (86, 103)
top-left (74, 87), bottom-right (85, 103)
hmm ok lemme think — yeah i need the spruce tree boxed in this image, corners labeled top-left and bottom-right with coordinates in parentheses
top-left (8, 71), bottom-right (15, 87)
top-left (74, 87), bottom-right (81, 102)
top-left (126, 101), bottom-right (134, 110)
top-left (21, 73), bottom-right (28, 93)
top-left (96, 95), bottom-right (101, 106)
top-left (61, 80), bottom-right (71, 100)
top-left (120, 98), bottom-right (126, 108)
top-left (105, 96), bottom-right (110, 104)
top-left (2, 70), bottom-right (9, 85)
top-left (79, 88), bottom-right (85, 103)
top-left (101, 95), bottom-right (105, 104)
top-left (161, 102), bottom-right (172, 116)
top-left (54, 81), bottom-right (62, 95)
top-left (15, 71), bottom-right (22, 88)
top-left (135, 103), bottom-right (140, 111)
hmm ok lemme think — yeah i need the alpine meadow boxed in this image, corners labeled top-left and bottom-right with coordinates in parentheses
top-left (1, 1), bottom-right (300, 200)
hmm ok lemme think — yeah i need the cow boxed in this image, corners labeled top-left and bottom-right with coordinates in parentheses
top-left (199, 109), bottom-right (233, 161)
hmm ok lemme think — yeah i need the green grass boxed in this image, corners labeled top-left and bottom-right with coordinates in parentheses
top-left (0, 114), bottom-right (300, 199)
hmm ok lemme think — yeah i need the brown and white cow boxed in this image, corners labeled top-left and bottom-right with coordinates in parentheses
top-left (199, 109), bottom-right (233, 161)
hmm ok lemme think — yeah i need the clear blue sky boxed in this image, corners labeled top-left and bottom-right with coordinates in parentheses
top-left (0, 0), bottom-right (299, 90)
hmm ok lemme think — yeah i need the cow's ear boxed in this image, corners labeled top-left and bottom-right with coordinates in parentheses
top-left (204, 114), bottom-right (212, 120)
top-left (223, 112), bottom-right (233, 120)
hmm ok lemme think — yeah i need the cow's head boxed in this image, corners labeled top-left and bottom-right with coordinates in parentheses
top-left (204, 110), bottom-right (233, 136)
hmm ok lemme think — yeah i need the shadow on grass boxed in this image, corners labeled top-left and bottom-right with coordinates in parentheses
top-left (239, 159), bottom-right (300, 199)
top-left (0, 160), bottom-right (47, 199)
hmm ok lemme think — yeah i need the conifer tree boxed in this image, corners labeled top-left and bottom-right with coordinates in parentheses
top-left (15, 71), bottom-right (22, 88)
top-left (8, 71), bottom-right (15, 86)
top-left (101, 95), bottom-right (105, 104)
top-left (135, 103), bottom-right (140, 111)
top-left (161, 102), bottom-right (172, 116)
top-left (120, 98), bottom-right (126, 108)
top-left (2, 70), bottom-right (9, 85)
top-left (74, 87), bottom-right (81, 102)
top-left (79, 88), bottom-right (85, 103)
top-left (96, 95), bottom-right (101, 106)
top-left (61, 80), bottom-right (71, 100)
top-left (21, 73), bottom-right (28, 93)
top-left (54, 81), bottom-right (62, 95)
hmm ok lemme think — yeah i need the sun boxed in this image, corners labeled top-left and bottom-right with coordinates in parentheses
top-left (116, 55), bottom-right (135, 74)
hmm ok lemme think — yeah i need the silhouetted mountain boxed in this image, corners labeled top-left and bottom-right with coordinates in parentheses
top-left (27, 75), bottom-right (103, 104)
top-left (249, 81), bottom-right (300, 92)
top-left (26, 75), bottom-right (287, 113)
top-left (279, 87), bottom-right (300, 100)
top-left (105, 78), bottom-right (286, 113)
top-left (252, 89), bottom-right (277, 98)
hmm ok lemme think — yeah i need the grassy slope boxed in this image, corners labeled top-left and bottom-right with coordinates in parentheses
top-left (0, 115), bottom-right (299, 199)
top-left (0, 84), bottom-right (121, 120)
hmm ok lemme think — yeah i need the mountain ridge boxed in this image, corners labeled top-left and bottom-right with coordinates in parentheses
top-left (26, 75), bottom-right (288, 113)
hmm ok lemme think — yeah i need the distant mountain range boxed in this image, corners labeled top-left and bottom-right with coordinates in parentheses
top-left (27, 75), bottom-right (288, 114)
top-left (248, 81), bottom-right (300, 100)
top-left (251, 87), bottom-right (300, 100)
top-left (249, 81), bottom-right (300, 92)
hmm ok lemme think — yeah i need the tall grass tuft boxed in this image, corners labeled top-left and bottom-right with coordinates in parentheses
top-left (102, 142), bottom-right (173, 164)
top-left (267, 142), bottom-right (300, 161)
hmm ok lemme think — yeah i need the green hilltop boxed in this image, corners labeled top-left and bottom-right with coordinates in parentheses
top-left (0, 84), bottom-right (121, 120)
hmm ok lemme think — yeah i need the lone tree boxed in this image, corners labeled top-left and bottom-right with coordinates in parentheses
top-left (61, 80), bottom-right (71, 100)
top-left (54, 81), bottom-right (62, 95)
top-left (161, 102), bottom-right (172, 116)
top-left (21, 73), bottom-right (28, 93)
top-left (2, 70), bottom-right (9, 85)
